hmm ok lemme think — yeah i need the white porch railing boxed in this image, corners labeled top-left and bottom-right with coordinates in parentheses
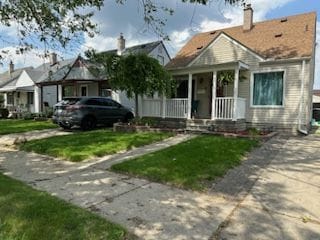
top-left (141, 97), bottom-right (246, 120)
top-left (141, 98), bottom-right (188, 119)
top-left (141, 99), bottom-right (162, 117)
top-left (214, 97), bottom-right (246, 120)
top-left (165, 98), bottom-right (188, 118)
top-left (215, 97), bottom-right (234, 120)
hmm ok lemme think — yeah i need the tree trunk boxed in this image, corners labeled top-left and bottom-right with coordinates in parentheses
top-left (135, 93), bottom-right (139, 117)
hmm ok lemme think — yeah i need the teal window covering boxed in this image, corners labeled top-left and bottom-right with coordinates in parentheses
top-left (253, 71), bottom-right (284, 106)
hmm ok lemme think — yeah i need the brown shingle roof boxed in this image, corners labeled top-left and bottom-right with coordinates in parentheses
top-left (167, 12), bottom-right (316, 69)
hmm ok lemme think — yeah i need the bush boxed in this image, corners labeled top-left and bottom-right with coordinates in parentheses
top-left (0, 108), bottom-right (9, 119)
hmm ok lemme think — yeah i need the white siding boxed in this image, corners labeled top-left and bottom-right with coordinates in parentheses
top-left (148, 43), bottom-right (171, 66)
top-left (192, 35), bottom-right (260, 67)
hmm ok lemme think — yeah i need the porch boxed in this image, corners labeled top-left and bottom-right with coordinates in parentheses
top-left (141, 62), bottom-right (248, 122)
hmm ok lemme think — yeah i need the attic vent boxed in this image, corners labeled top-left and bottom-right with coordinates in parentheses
top-left (275, 33), bottom-right (283, 38)
top-left (197, 46), bottom-right (203, 50)
top-left (210, 31), bottom-right (216, 35)
top-left (280, 18), bottom-right (287, 23)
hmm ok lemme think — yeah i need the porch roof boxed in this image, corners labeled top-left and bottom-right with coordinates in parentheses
top-left (0, 85), bottom-right (34, 93)
top-left (169, 60), bottom-right (249, 75)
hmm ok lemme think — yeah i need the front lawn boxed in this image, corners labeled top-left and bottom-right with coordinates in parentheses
top-left (111, 135), bottom-right (258, 191)
top-left (0, 119), bottom-right (57, 135)
top-left (20, 129), bottom-right (173, 162)
top-left (0, 173), bottom-right (133, 240)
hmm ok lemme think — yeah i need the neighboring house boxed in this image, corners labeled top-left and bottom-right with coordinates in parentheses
top-left (0, 36), bottom-right (171, 114)
top-left (0, 63), bottom-right (37, 112)
top-left (141, 5), bottom-right (317, 133)
top-left (313, 90), bottom-right (320, 109)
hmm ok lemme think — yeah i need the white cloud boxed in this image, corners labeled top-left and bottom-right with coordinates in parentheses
top-left (0, 47), bottom-right (61, 72)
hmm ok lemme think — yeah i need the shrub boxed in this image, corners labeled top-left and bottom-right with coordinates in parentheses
top-left (0, 108), bottom-right (9, 119)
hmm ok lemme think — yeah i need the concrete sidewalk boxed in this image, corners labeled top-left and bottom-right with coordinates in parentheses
top-left (0, 128), bottom-right (72, 146)
top-left (0, 134), bottom-right (320, 239)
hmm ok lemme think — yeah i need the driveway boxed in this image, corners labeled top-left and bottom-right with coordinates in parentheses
top-left (0, 134), bottom-right (319, 239)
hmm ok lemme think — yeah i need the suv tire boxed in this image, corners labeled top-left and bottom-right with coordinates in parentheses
top-left (81, 116), bottom-right (96, 131)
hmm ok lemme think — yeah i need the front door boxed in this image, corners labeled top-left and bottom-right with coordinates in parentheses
top-left (80, 85), bottom-right (88, 97)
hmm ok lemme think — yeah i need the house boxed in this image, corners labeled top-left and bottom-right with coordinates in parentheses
top-left (313, 90), bottom-right (320, 109)
top-left (0, 63), bottom-right (38, 113)
top-left (0, 36), bottom-right (171, 114)
top-left (140, 5), bottom-right (317, 133)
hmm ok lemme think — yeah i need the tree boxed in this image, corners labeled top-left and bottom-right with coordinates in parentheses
top-left (88, 51), bottom-right (175, 116)
top-left (0, 0), bottom-right (243, 59)
top-left (0, 0), bottom-right (104, 59)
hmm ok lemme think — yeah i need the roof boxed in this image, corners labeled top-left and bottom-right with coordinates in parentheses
top-left (313, 90), bottom-right (320, 97)
top-left (35, 56), bottom-right (105, 84)
top-left (102, 41), bottom-right (162, 56)
top-left (167, 12), bottom-right (317, 69)
top-left (0, 67), bottom-right (33, 88)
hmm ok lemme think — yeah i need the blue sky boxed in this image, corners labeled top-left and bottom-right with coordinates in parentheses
top-left (0, 0), bottom-right (319, 88)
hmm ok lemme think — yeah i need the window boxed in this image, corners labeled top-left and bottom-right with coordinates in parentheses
top-left (252, 71), bottom-right (284, 106)
top-left (80, 85), bottom-right (88, 96)
top-left (27, 92), bottom-right (34, 105)
top-left (63, 86), bottom-right (74, 97)
top-left (85, 98), bottom-right (101, 106)
top-left (7, 93), bottom-right (14, 105)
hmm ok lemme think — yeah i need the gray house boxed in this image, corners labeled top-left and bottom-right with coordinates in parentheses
top-left (0, 36), bottom-right (171, 114)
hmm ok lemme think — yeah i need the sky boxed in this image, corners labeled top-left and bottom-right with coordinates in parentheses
top-left (0, 0), bottom-right (319, 88)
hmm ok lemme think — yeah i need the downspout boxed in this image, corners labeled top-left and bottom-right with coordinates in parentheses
top-left (298, 60), bottom-right (308, 135)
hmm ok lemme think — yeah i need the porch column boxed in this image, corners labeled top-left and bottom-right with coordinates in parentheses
top-left (162, 95), bottom-right (166, 118)
top-left (73, 81), bottom-right (77, 96)
top-left (34, 86), bottom-right (41, 113)
top-left (233, 66), bottom-right (240, 121)
top-left (187, 73), bottom-right (192, 119)
top-left (57, 85), bottom-right (63, 102)
top-left (3, 93), bottom-right (7, 107)
top-left (211, 71), bottom-right (217, 120)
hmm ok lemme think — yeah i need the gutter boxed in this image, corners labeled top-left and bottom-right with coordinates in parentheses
top-left (298, 60), bottom-right (308, 135)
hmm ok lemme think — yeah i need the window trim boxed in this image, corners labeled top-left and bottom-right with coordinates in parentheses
top-left (250, 69), bottom-right (286, 108)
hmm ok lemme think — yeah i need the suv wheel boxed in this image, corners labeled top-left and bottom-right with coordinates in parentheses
top-left (81, 116), bottom-right (96, 131)
top-left (123, 113), bottom-right (134, 123)
top-left (59, 124), bottom-right (71, 130)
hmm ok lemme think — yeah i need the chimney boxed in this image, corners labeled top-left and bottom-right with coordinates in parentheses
top-left (49, 52), bottom-right (57, 65)
top-left (243, 4), bottom-right (253, 31)
top-left (9, 61), bottom-right (14, 75)
top-left (117, 33), bottom-right (125, 56)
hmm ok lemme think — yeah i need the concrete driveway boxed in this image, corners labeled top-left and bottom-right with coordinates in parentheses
top-left (0, 134), bottom-right (319, 239)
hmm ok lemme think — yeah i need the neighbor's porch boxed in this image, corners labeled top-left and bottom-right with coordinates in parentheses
top-left (141, 62), bottom-right (248, 121)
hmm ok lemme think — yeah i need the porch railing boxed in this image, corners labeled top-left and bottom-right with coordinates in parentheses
top-left (141, 99), bottom-right (162, 117)
top-left (141, 98), bottom-right (188, 119)
top-left (214, 97), bottom-right (246, 120)
top-left (141, 97), bottom-right (246, 120)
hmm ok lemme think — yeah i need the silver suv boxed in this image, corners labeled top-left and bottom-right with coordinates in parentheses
top-left (52, 97), bottom-right (134, 130)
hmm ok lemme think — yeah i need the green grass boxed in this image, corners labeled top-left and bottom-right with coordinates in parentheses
top-left (0, 173), bottom-right (134, 240)
top-left (20, 130), bottom-right (173, 162)
top-left (0, 119), bottom-right (57, 135)
top-left (111, 135), bottom-right (258, 191)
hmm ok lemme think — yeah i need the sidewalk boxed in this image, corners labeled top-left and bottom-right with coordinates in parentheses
top-left (1, 134), bottom-right (319, 239)
top-left (0, 128), bottom-right (72, 146)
